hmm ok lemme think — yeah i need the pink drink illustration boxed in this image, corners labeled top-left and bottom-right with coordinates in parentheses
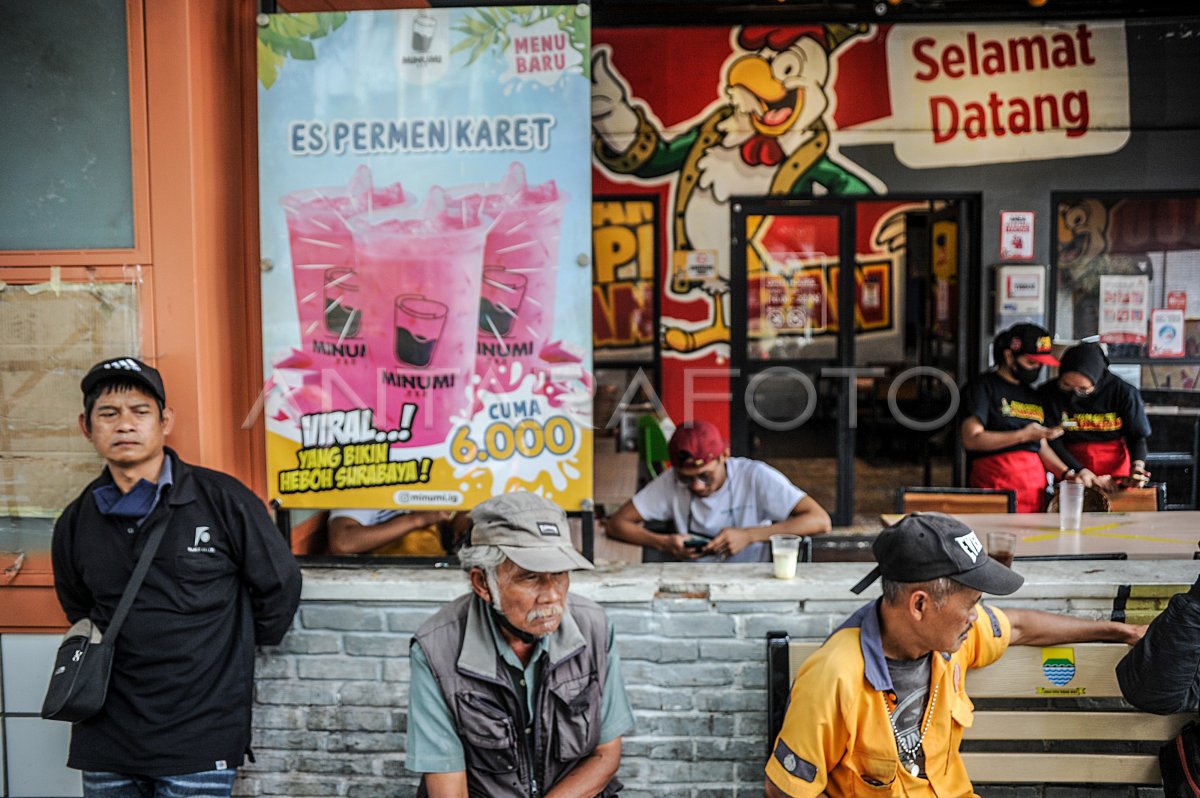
top-left (470, 162), bottom-right (567, 390)
top-left (479, 267), bottom-right (528, 337)
top-left (281, 166), bottom-right (409, 405)
top-left (351, 189), bottom-right (487, 447)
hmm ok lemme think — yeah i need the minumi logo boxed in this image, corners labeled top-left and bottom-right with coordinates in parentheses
top-left (188, 526), bottom-right (216, 553)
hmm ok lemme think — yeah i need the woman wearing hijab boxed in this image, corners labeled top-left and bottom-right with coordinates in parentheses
top-left (1039, 342), bottom-right (1152, 487)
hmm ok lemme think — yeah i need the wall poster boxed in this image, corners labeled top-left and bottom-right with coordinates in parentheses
top-left (256, 8), bottom-right (593, 512)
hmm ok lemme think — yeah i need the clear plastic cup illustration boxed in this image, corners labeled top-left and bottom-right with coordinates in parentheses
top-left (350, 188), bottom-right (487, 447)
top-left (770, 534), bottom-right (801, 580)
top-left (1059, 482), bottom-right (1084, 531)
top-left (479, 267), bottom-right (528, 338)
top-left (987, 531), bottom-right (1017, 568)
top-left (412, 13), bottom-right (436, 52)
top-left (324, 268), bottom-right (361, 339)
top-left (394, 295), bottom-right (448, 368)
top-left (459, 163), bottom-right (568, 390)
top-left (281, 166), bottom-right (409, 401)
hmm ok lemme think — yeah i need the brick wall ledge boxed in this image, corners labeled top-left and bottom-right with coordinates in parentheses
top-left (299, 560), bottom-right (1199, 605)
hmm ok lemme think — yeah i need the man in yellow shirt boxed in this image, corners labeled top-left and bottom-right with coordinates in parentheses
top-left (766, 513), bottom-right (1145, 797)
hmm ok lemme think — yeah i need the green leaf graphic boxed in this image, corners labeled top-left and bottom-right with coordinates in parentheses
top-left (257, 12), bottom-right (348, 89)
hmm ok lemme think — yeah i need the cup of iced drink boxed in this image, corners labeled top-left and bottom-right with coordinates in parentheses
top-left (464, 162), bottom-right (568, 392)
top-left (281, 166), bottom-right (410, 405)
top-left (770, 534), bottom-right (802, 580)
top-left (350, 189), bottom-right (487, 447)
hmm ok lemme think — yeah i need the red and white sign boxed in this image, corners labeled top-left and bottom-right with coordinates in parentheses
top-left (886, 22), bottom-right (1130, 167)
top-left (999, 210), bottom-right (1035, 261)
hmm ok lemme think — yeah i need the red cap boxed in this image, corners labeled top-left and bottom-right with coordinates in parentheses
top-left (997, 323), bottom-right (1059, 366)
top-left (668, 421), bottom-right (727, 468)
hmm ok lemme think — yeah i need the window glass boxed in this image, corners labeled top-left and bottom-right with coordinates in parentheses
top-left (1055, 196), bottom-right (1200, 367)
top-left (0, 0), bottom-right (134, 250)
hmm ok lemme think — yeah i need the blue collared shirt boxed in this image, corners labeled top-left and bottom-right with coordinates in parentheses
top-left (92, 456), bottom-right (174, 526)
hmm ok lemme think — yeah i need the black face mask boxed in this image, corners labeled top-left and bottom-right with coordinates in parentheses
top-left (490, 603), bottom-right (541, 645)
top-left (1012, 362), bottom-right (1041, 385)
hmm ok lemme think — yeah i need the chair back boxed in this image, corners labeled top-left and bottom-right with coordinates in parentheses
top-left (897, 486), bottom-right (1016, 514)
top-left (1047, 485), bottom-right (1110, 513)
top-left (637, 415), bottom-right (670, 479)
top-left (1107, 483), bottom-right (1165, 512)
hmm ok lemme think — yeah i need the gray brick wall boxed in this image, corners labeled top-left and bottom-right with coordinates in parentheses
top-left (234, 562), bottom-right (1186, 797)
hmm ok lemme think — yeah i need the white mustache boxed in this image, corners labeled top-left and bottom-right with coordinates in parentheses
top-left (527, 605), bottom-right (564, 623)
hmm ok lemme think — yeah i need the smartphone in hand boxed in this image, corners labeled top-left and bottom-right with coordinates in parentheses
top-left (683, 537), bottom-right (710, 549)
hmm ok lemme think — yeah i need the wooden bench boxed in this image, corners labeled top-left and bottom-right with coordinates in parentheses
top-left (767, 634), bottom-right (1189, 785)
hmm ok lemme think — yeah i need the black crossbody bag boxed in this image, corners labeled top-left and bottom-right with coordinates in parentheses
top-left (41, 517), bottom-right (169, 723)
top-left (1161, 720), bottom-right (1200, 797)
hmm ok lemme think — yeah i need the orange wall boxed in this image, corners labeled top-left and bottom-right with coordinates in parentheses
top-left (145, 0), bottom-right (266, 494)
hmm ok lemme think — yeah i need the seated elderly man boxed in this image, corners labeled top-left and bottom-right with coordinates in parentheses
top-left (766, 513), bottom-right (1145, 798)
top-left (406, 492), bottom-right (633, 797)
top-left (607, 419), bottom-right (830, 562)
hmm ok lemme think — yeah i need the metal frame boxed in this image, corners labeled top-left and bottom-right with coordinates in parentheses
top-left (728, 194), bottom-right (982, 525)
top-left (765, 630), bottom-right (792, 756)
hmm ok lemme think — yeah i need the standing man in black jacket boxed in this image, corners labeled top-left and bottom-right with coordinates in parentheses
top-left (52, 357), bottom-right (303, 798)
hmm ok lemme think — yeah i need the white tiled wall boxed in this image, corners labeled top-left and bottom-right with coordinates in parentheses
top-left (1, 634), bottom-right (81, 798)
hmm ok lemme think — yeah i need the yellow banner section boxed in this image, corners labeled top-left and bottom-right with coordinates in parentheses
top-left (268, 426), bottom-right (593, 511)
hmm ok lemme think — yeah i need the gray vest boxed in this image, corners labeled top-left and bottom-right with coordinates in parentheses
top-left (412, 592), bottom-right (622, 798)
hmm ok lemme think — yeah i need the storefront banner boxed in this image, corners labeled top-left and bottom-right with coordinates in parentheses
top-left (257, 8), bottom-right (593, 510)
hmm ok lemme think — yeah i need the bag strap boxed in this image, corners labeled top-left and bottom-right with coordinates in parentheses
top-left (102, 513), bottom-right (171, 645)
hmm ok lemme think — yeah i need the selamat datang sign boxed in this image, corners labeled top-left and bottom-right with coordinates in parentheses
top-left (886, 22), bottom-right (1130, 167)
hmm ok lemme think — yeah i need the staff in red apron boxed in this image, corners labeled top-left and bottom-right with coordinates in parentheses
top-left (1040, 342), bottom-right (1152, 488)
top-left (960, 324), bottom-right (1084, 513)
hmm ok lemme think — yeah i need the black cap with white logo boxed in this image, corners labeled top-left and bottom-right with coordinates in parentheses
top-left (851, 512), bottom-right (1024, 595)
top-left (81, 357), bottom-right (166, 405)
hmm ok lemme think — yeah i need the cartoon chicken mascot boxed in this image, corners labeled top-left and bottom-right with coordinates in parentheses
top-left (592, 25), bottom-right (879, 355)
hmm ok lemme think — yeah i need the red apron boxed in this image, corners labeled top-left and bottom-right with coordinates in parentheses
top-left (1065, 439), bottom-right (1131, 477)
top-left (969, 450), bottom-right (1048, 513)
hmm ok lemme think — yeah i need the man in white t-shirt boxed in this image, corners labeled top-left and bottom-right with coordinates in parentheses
top-left (607, 420), bottom-right (831, 562)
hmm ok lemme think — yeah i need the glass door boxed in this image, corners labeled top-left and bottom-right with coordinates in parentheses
top-left (730, 199), bottom-right (855, 525)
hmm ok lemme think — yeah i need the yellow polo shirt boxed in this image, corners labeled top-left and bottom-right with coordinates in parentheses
top-left (767, 600), bottom-right (1011, 797)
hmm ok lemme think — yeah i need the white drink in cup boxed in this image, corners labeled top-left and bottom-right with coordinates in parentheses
top-left (770, 534), bottom-right (801, 580)
top-left (1059, 482), bottom-right (1084, 531)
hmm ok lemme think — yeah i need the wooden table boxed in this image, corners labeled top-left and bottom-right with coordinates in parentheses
top-left (880, 512), bottom-right (1200, 560)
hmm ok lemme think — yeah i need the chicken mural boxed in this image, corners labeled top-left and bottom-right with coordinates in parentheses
top-left (592, 25), bottom-right (884, 358)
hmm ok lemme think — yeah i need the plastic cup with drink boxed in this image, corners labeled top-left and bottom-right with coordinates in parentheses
top-left (987, 531), bottom-right (1017, 568)
top-left (463, 162), bottom-right (568, 391)
top-left (770, 534), bottom-right (802, 580)
top-left (350, 188), bottom-right (488, 447)
top-left (281, 166), bottom-right (410, 401)
top-left (1059, 482), bottom-right (1085, 531)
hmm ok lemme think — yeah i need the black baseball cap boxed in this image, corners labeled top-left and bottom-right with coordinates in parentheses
top-left (995, 323), bottom-right (1059, 366)
top-left (851, 512), bottom-right (1024, 595)
top-left (81, 357), bottom-right (166, 405)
